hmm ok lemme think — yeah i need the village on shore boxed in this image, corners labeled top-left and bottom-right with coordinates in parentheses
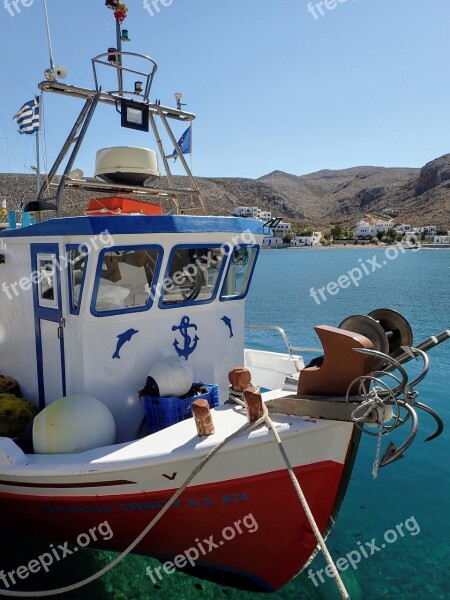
top-left (232, 206), bottom-right (450, 249)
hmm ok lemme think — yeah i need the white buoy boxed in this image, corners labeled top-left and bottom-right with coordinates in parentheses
top-left (33, 395), bottom-right (116, 454)
top-left (149, 357), bottom-right (194, 397)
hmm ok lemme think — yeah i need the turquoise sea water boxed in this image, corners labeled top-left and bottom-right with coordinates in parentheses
top-left (1, 247), bottom-right (449, 600)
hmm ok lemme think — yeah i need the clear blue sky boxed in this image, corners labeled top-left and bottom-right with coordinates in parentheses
top-left (1, 0), bottom-right (450, 180)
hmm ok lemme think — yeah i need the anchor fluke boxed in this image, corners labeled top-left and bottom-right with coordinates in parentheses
top-left (379, 441), bottom-right (405, 468)
top-left (378, 400), bottom-right (419, 467)
top-left (414, 401), bottom-right (444, 442)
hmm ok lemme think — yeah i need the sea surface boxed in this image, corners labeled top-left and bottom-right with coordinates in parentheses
top-left (1, 247), bottom-right (448, 600)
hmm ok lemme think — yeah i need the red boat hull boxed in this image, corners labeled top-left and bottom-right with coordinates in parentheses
top-left (0, 460), bottom-right (346, 591)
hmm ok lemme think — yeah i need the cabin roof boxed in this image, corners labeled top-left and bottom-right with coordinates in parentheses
top-left (0, 215), bottom-right (263, 239)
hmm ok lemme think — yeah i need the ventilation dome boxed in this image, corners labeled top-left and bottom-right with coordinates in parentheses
top-left (95, 147), bottom-right (160, 185)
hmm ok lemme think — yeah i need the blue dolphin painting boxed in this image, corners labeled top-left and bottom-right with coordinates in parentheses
top-left (113, 329), bottom-right (139, 359)
top-left (221, 316), bottom-right (234, 338)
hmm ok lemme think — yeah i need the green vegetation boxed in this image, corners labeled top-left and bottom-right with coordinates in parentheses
top-left (331, 224), bottom-right (347, 239)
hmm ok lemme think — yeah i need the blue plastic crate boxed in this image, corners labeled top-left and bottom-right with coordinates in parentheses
top-left (143, 383), bottom-right (219, 433)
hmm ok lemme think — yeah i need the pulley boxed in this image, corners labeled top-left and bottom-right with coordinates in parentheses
top-left (338, 314), bottom-right (389, 368)
top-left (367, 308), bottom-right (413, 358)
top-left (338, 308), bottom-right (414, 363)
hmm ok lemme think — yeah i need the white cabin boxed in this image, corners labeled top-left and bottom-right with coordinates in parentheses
top-left (0, 216), bottom-right (263, 442)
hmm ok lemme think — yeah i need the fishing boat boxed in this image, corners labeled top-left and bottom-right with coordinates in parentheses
top-left (0, 4), bottom-right (448, 596)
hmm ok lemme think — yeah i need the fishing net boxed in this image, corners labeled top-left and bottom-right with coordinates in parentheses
top-left (0, 394), bottom-right (38, 438)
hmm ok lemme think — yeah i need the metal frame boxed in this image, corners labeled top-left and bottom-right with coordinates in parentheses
top-left (34, 48), bottom-right (206, 217)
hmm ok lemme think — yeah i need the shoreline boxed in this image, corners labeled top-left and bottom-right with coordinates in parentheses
top-left (263, 244), bottom-right (449, 250)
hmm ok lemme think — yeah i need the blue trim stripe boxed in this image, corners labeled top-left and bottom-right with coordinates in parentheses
top-left (30, 243), bottom-right (66, 408)
top-left (0, 216), bottom-right (264, 238)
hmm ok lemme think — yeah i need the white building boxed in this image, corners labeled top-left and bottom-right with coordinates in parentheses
top-left (383, 208), bottom-right (400, 217)
top-left (420, 225), bottom-right (437, 235)
top-left (260, 211), bottom-right (272, 221)
top-left (376, 221), bottom-right (394, 234)
top-left (262, 236), bottom-right (284, 248)
top-left (273, 222), bottom-right (291, 235)
top-left (353, 219), bottom-right (394, 238)
top-left (232, 206), bottom-right (272, 222)
top-left (395, 224), bottom-right (411, 234)
top-left (233, 206), bottom-right (261, 219)
top-left (353, 220), bottom-right (372, 238)
top-left (291, 232), bottom-right (322, 247)
top-left (232, 206), bottom-right (262, 219)
top-left (233, 205), bottom-right (292, 245)
top-left (433, 235), bottom-right (450, 245)
top-left (410, 226), bottom-right (438, 241)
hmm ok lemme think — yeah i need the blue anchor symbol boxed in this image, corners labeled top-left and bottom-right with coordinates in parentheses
top-left (172, 316), bottom-right (199, 360)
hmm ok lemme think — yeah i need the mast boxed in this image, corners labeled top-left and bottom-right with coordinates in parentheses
top-left (35, 126), bottom-right (41, 194)
top-left (105, 1), bottom-right (128, 94)
top-left (30, 0), bottom-right (206, 216)
top-left (116, 19), bottom-right (124, 95)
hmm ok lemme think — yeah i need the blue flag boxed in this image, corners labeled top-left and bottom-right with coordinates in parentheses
top-left (173, 126), bottom-right (191, 160)
top-left (14, 96), bottom-right (40, 135)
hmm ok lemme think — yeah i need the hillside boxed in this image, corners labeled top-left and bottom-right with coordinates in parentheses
top-left (1, 154), bottom-right (449, 229)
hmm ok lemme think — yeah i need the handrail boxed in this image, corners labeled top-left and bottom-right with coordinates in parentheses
top-left (92, 51), bottom-right (158, 102)
top-left (245, 325), bottom-right (322, 356)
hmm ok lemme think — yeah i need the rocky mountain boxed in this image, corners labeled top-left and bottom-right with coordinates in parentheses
top-left (1, 154), bottom-right (449, 230)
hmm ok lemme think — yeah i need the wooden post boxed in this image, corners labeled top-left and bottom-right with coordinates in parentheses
top-left (191, 399), bottom-right (215, 437)
top-left (244, 386), bottom-right (264, 423)
top-left (228, 367), bottom-right (252, 392)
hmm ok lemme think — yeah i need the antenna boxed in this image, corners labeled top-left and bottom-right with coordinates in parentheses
top-left (42, 0), bottom-right (55, 72)
top-left (105, 1), bottom-right (129, 95)
top-left (42, 1), bottom-right (68, 82)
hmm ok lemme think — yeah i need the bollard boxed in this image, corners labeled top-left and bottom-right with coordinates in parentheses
top-left (244, 386), bottom-right (264, 423)
top-left (191, 399), bottom-right (215, 437)
top-left (228, 367), bottom-right (252, 392)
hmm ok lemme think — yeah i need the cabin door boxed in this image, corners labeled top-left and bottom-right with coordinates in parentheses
top-left (30, 244), bottom-right (66, 409)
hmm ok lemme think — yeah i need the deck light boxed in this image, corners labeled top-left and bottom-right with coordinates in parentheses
top-left (174, 92), bottom-right (185, 111)
top-left (108, 47), bottom-right (118, 63)
top-left (120, 98), bottom-right (149, 132)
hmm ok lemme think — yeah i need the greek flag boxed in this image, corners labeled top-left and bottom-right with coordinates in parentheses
top-left (173, 125), bottom-right (192, 161)
top-left (13, 96), bottom-right (40, 135)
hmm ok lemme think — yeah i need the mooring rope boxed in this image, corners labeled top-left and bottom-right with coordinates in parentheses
top-left (233, 397), bottom-right (351, 600)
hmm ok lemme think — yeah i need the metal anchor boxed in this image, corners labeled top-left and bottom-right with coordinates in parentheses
top-left (379, 399), bottom-right (419, 467)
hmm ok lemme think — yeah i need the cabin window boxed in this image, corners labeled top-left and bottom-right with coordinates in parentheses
top-left (220, 246), bottom-right (259, 301)
top-left (92, 246), bottom-right (162, 315)
top-left (160, 245), bottom-right (228, 306)
top-left (37, 255), bottom-right (58, 309)
top-left (67, 245), bottom-right (89, 314)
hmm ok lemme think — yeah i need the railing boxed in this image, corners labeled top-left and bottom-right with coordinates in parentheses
top-left (91, 51), bottom-right (158, 102)
top-left (245, 325), bottom-right (322, 357)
